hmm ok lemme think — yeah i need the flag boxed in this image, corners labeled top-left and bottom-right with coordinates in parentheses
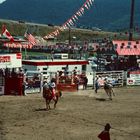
top-left (84, 4), bottom-right (89, 10)
top-left (2, 24), bottom-right (14, 42)
top-left (24, 31), bottom-right (36, 45)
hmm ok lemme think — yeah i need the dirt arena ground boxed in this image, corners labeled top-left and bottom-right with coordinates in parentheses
top-left (0, 86), bottom-right (140, 140)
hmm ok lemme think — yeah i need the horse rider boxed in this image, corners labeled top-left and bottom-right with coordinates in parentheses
top-left (104, 78), bottom-right (113, 100)
top-left (48, 78), bottom-right (56, 100)
top-left (104, 78), bottom-right (109, 88)
top-left (94, 76), bottom-right (100, 93)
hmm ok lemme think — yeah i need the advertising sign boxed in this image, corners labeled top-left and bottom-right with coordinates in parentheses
top-left (0, 56), bottom-right (11, 65)
top-left (0, 53), bottom-right (22, 68)
top-left (127, 78), bottom-right (140, 86)
top-left (128, 70), bottom-right (140, 85)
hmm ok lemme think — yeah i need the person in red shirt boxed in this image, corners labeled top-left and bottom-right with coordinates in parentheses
top-left (98, 123), bottom-right (111, 140)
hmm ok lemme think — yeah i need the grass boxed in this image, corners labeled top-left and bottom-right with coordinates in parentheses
top-left (22, 51), bottom-right (50, 59)
top-left (0, 19), bottom-right (139, 45)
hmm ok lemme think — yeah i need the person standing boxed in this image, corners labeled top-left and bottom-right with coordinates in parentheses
top-left (94, 76), bottom-right (99, 93)
top-left (74, 75), bottom-right (80, 90)
top-left (22, 78), bottom-right (28, 96)
top-left (51, 49), bottom-right (54, 61)
top-left (98, 123), bottom-right (111, 140)
top-left (83, 75), bottom-right (88, 90)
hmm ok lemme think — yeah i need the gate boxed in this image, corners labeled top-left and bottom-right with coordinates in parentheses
top-left (24, 71), bottom-right (43, 94)
top-left (94, 71), bottom-right (124, 87)
top-left (56, 71), bottom-right (77, 92)
top-left (0, 72), bottom-right (4, 95)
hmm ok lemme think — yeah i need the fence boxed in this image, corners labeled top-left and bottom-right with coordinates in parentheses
top-left (94, 71), bottom-right (125, 87)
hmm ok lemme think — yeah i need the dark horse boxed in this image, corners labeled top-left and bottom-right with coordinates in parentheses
top-left (43, 87), bottom-right (62, 110)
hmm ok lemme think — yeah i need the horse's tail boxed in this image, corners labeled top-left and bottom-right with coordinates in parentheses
top-left (56, 91), bottom-right (62, 98)
top-left (59, 91), bottom-right (62, 97)
top-left (43, 89), bottom-right (46, 98)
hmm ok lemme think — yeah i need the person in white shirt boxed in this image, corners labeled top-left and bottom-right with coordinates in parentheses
top-left (48, 78), bottom-right (56, 100)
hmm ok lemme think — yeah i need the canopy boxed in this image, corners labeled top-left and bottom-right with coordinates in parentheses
top-left (113, 40), bottom-right (140, 56)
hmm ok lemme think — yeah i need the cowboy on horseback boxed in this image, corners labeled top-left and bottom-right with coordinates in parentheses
top-left (43, 78), bottom-right (56, 100)
top-left (48, 78), bottom-right (56, 100)
top-left (43, 78), bottom-right (62, 110)
top-left (104, 78), bottom-right (114, 100)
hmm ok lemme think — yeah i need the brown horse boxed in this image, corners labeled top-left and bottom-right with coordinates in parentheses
top-left (43, 87), bottom-right (62, 110)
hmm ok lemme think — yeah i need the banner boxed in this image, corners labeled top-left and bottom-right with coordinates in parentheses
top-left (0, 54), bottom-right (22, 68)
top-left (127, 78), bottom-right (140, 86)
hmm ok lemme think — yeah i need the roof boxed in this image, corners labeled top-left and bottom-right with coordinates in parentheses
top-left (113, 40), bottom-right (140, 56)
top-left (0, 36), bottom-right (26, 43)
top-left (22, 59), bottom-right (89, 66)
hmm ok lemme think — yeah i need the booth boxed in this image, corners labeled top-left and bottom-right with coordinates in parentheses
top-left (0, 53), bottom-right (22, 95)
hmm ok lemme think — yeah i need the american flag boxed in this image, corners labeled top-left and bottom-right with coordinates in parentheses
top-left (24, 32), bottom-right (36, 45)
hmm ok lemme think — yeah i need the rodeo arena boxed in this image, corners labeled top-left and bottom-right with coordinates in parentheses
top-left (0, 37), bottom-right (140, 96)
top-left (0, 0), bottom-right (140, 139)
top-left (0, 26), bottom-right (140, 140)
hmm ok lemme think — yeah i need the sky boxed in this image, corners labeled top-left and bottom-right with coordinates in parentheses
top-left (0, 0), bottom-right (6, 4)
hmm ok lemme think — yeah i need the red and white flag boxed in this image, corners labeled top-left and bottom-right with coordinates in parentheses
top-left (24, 32), bottom-right (36, 45)
top-left (2, 25), bottom-right (14, 42)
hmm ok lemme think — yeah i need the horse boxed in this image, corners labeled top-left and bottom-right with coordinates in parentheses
top-left (104, 83), bottom-right (115, 100)
top-left (43, 87), bottom-right (62, 110)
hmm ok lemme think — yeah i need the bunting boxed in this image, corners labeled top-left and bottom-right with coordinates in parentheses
top-left (44, 0), bottom-right (95, 40)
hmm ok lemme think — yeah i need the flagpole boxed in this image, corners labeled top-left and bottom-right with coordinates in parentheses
top-left (69, 27), bottom-right (71, 46)
top-left (129, 0), bottom-right (135, 41)
top-left (25, 47), bottom-right (27, 59)
top-left (20, 46), bottom-right (22, 53)
top-left (7, 43), bottom-right (10, 53)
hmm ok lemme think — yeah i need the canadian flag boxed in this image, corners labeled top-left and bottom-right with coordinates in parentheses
top-left (2, 25), bottom-right (14, 42)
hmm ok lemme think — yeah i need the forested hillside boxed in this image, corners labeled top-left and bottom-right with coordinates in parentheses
top-left (0, 0), bottom-right (139, 31)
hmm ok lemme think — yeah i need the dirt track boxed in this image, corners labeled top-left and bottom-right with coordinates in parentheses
top-left (0, 86), bottom-right (140, 140)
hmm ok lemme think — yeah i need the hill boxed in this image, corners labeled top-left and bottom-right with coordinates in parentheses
top-left (0, 0), bottom-right (140, 31)
top-left (1, 18), bottom-right (140, 42)
top-left (1, 19), bottom-right (135, 42)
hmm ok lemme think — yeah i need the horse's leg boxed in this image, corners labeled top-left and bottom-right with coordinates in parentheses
top-left (111, 88), bottom-right (115, 96)
top-left (54, 99), bottom-right (57, 109)
top-left (45, 99), bottom-right (50, 110)
top-left (48, 100), bottom-right (51, 109)
top-left (53, 97), bottom-right (58, 109)
top-left (45, 99), bottom-right (48, 110)
top-left (108, 89), bottom-right (112, 100)
top-left (105, 89), bottom-right (112, 100)
top-left (105, 89), bottom-right (109, 96)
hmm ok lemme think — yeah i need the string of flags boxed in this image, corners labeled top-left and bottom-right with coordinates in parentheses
top-left (44, 0), bottom-right (95, 40)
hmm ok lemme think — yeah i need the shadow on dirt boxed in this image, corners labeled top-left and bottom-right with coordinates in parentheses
top-left (95, 98), bottom-right (107, 101)
top-left (34, 108), bottom-right (47, 111)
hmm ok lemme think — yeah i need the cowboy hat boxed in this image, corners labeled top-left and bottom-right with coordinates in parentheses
top-left (105, 123), bottom-right (111, 129)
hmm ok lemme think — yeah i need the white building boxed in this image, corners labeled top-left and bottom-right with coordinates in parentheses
top-left (22, 59), bottom-right (89, 76)
top-left (0, 53), bottom-right (22, 69)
